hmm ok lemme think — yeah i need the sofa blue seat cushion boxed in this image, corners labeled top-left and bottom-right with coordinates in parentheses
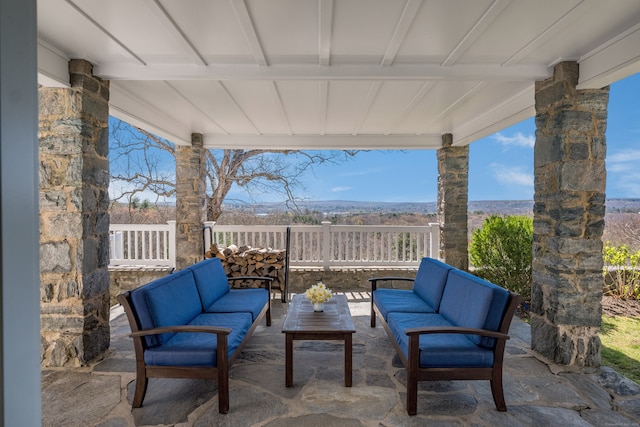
top-left (387, 312), bottom-right (494, 368)
top-left (204, 288), bottom-right (269, 321)
top-left (144, 312), bottom-right (253, 367)
top-left (412, 258), bottom-right (452, 311)
top-left (185, 258), bottom-right (231, 309)
top-left (130, 269), bottom-right (202, 347)
top-left (443, 269), bottom-right (510, 348)
top-left (373, 289), bottom-right (436, 320)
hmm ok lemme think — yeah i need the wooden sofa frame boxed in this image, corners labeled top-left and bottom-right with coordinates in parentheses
top-left (117, 275), bottom-right (272, 414)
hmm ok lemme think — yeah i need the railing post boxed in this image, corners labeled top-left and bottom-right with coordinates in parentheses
top-left (203, 221), bottom-right (216, 257)
top-left (322, 221), bottom-right (331, 272)
top-left (167, 220), bottom-right (177, 269)
top-left (429, 222), bottom-right (440, 260)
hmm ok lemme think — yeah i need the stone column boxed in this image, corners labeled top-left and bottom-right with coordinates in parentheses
top-left (175, 133), bottom-right (206, 269)
top-left (437, 134), bottom-right (469, 270)
top-left (39, 59), bottom-right (111, 367)
top-left (531, 61), bottom-right (608, 367)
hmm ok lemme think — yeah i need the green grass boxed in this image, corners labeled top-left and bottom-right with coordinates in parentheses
top-left (600, 315), bottom-right (640, 384)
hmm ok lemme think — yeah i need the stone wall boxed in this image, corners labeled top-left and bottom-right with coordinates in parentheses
top-left (108, 267), bottom-right (172, 305)
top-left (39, 59), bottom-right (111, 367)
top-left (287, 268), bottom-right (417, 294)
top-left (109, 267), bottom-right (418, 302)
top-left (531, 61), bottom-right (609, 367)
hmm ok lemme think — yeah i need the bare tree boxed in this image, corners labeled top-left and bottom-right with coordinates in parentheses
top-left (109, 119), bottom-right (359, 221)
top-left (604, 212), bottom-right (640, 250)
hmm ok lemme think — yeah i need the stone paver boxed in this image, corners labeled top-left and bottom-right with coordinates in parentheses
top-left (42, 297), bottom-right (640, 426)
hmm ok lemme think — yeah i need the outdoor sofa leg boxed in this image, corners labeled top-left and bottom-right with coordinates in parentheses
top-left (217, 335), bottom-right (230, 414)
top-left (132, 364), bottom-right (148, 408)
top-left (490, 367), bottom-right (507, 411)
top-left (370, 305), bottom-right (376, 327)
top-left (406, 334), bottom-right (419, 415)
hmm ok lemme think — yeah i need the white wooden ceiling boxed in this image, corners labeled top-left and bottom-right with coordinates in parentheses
top-left (37, 0), bottom-right (640, 149)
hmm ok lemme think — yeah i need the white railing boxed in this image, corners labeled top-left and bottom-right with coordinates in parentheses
top-left (109, 221), bottom-right (440, 269)
top-left (109, 221), bottom-right (176, 268)
top-left (204, 221), bottom-right (440, 269)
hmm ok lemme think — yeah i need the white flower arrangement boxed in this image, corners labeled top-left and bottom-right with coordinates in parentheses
top-left (304, 282), bottom-right (333, 304)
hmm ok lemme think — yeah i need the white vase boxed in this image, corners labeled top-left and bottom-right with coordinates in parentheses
top-left (313, 302), bottom-right (324, 312)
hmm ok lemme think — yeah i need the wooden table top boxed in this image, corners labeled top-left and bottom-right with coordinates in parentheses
top-left (282, 294), bottom-right (355, 334)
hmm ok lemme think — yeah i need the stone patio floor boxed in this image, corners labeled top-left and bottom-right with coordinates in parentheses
top-left (42, 292), bottom-right (640, 426)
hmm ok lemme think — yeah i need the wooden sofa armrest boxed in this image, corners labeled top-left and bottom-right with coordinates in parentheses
top-left (228, 276), bottom-right (273, 292)
top-left (368, 276), bottom-right (414, 292)
top-left (129, 325), bottom-right (232, 338)
top-left (404, 326), bottom-right (510, 341)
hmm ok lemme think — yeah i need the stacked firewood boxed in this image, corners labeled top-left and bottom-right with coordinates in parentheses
top-left (205, 243), bottom-right (286, 292)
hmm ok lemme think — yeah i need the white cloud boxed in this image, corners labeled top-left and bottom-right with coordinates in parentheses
top-left (608, 149), bottom-right (640, 197)
top-left (493, 132), bottom-right (535, 148)
top-left (608, 149), bottom-right (640, 164)
top-left (331, 186), bottom-right (353, 192)
top-left (612, 172), bottom-right (640, 197)
top-left (490, 163), bottom-right (533, 187)
top-left (337, 168), bottom-right (384, 178)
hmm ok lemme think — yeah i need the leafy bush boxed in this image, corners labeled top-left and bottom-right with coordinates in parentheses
top-left (603, 244), bottom-right (640, 300)
top-left (469, 215), bottom-right (533, 301)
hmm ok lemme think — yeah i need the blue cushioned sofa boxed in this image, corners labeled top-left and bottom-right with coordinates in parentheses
top-left (117, 257), bottom-right (272, 414)
top-left (370, 258), bottom-right (521, 415)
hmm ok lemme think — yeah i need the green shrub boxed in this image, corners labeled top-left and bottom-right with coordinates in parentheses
top-left (469, 215), bottom-right (533, 301)
top-left (603, 244), bottom-right (640, 300)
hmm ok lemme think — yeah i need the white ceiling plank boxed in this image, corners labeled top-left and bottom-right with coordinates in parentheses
top-left (353, 81), bottom-right (383, 135)
top-left (109, 84), bottom-right (192, 145)
top-left (381, 0), bottom-right (422, 66)
top-left (217, 81), bottom-right (261, 134)
top-left (266, 82), bottom-right (293, 135)
top-left (452, 86), bottom-right (533, 146)
top-left (142, 0), bottom-right (207, 66)
top-left (425, 82), bottom-right (490, 130)
top-left (229, 0), bottom-right (268, 66)
top-left (94, 62), bottom-right (551, 81)
top-left (319, 81), bottom-right (329, 135)
top-left (164, 82), bottom-right (229, 135)
top-left (441, 0), bottom-right (511, 66)
top-left (318, 0), bottom-right (334, 66)
top-left (204, 134), bottom-right (443, 150)
top-left (578, 22), bottom-right (640, 89)
top-left (63, 0), bottom-right (146, 65)
top-left (384, 81), bottom-right (435, 135)
top-left (502, 0), bottom-right (587, 66)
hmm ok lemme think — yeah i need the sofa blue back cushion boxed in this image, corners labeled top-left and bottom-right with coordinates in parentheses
top-left (450, 270), bottom-right (511, 348)
top-left (441, 269), bottom-right (510, 348)
top-left (412, 258), bottom-right (452, 310)
top-left (130, 269), bottom-right (202, 347)
top-left (186, 258), bottom-right (231, 309)
top-left (438, 270), bottom-right (493, 346)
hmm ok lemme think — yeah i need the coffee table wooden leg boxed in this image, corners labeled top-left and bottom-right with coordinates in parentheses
top-left (345, 333), bottom-right (352, 387)
top-left (285, 333), bottom-right (293, 387)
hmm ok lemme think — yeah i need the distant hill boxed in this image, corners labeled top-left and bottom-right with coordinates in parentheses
top-left (223, 198), bottom-right (640, 215)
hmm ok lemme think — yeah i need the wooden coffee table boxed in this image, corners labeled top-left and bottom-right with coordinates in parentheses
top-left (282, 294), bottom-right (356, 387)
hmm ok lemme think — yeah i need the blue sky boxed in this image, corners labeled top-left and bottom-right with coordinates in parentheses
top-left (111, 72), bottom-right (639, 204)
top-left (256, 72), bottom-right (639, 203)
